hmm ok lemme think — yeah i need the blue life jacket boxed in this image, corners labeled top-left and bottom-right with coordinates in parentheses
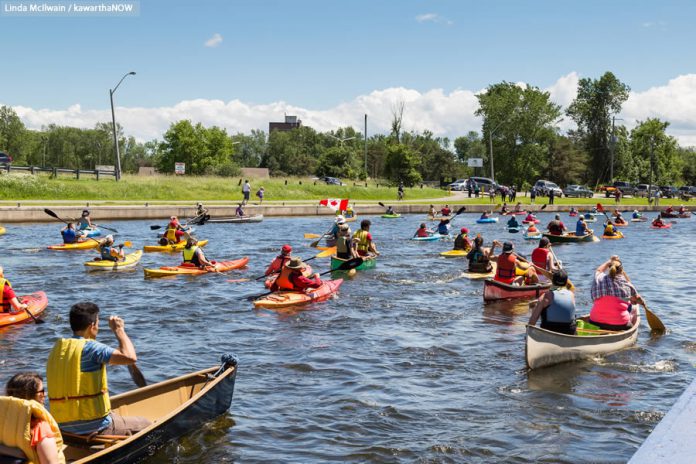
top-left (542, 289), bottom-right (575, 324)
top-left (100, 246), bottom-right (118, 262)
top-left (575, 220), bottom-right (587, 236)
top-left (437, 223), bottom-right (449, 235)
top-left (62, 228), bottom-right (77, 244)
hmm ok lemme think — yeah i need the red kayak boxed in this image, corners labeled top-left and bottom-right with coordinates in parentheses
top-left (0, 292), bottom-right (48, 328)
top-left (264, 265), bottom-right (313, 289)
top-left (522, 219), bottom-right (540, 224)
top-left (651, 223), bottom-right (672, 229)
top-left (483, 279), bottom-right (551, 302)
top-left (569, 212), bottom-right (578, 217)
top-left (144, 257), bottom-right (249, 278)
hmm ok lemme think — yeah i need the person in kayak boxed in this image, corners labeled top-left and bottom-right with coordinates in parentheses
top-left (466, 236), bottom-right (496, 273)
top-left (453, 227), bottom-right (472, 251)
top-left (46, 302), bottom-right (150, 435)
top-left (78, 210), bottom-right (93, 231)
top-left (547, 214), bottom-right (567, 236)
top-left (235, 203), bottom-right (246, 218)
top-left (344, 205), bottom-right (355, 219)
top-left (436, 218), bottom-right (450, 235)
top-left (61, 223), bottom-right (85, 244)
top-left (613, 210), bottom-right (627, 225)
top-left (665, 205), bottom-right (674, 215)
top-left (531, 237), bottom-right (556, 272)
top-left (182, 238), bottom-right (214, 269)
top-left (652, 216), bottom-right (665, 227)
top-left (528, 269), bottom-right (576, 335)
top-left (385, 206), bottom-right (395, 215)
top-left (500, 203), bottom-right (509, 215)
top-left (0, 266), bottom-right (29, 313)
top-left (1, 373), bottom-right (65, 464)
top-left (603, 220), bottom-right (617, 237)
top-left (415, 223), bottom-right (434, 238)
top-left (632, 209), bottom-right (642, 219)
top-left (588, 255), bottom-right (644, 330)
top-left (524, 212), bottom-right (537, 223)
top-left (527, 222), bottom-right (539, 233)
top-left (285, 257), bottom-right (323, 291)
top-left (575, 216), bottom-right (590, 236)
top-left (441, 205), bottom-right (452, 216)
top-left (514, 202), bottom-right (523, 213)
top-left (336, 224), bottom-right (357, 259)
top-left (480, 211), bottom-right (492, 220)
top-left (507, 216), bottom-right (520, 229)
top-left (265, 244), bottom-right (293, 276)
top-left (353, 219), bottom-right (379, 256)
top-left (494, 241), bottom-right (537, 285)
top-left (428, 205), bottom-right (437, 217)
top-left (569, 206), bottom-right (578, 216)
top-left (678, 204), bottom-right (688, 214)
top-left (163, 216), bottom-right (186, 245)
top-left (97, 235), bottom-right (125, 262)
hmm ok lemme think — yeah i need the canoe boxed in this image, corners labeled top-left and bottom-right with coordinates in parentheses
top-left (206, 214), bottom-right (264, 224)
top-left (522, 219), bottom-right (540, 224)
top-left (462, 262), bottom-right (497, 280)
top-left (483, 279), bottom-right (551, 301)
top-left (440, 249), bottom-right (469, 258)
top-left (84, 251), bottom-right (143, 271)
top-left (542, 231), bottom-right (596, 243)
top-left (143, 239), bottom-right (209, 253)
top-left (631, 217), bottom-right (647, 222)
top-left (508, 227), bottom-right (520, 233)
top-left (661, 211), bottom-right (691, 218)
top-left (523, 231), bottom-right (543, 240)
top-left (476, 217), bottom-right (499, 224)
top-left (253, 279), bottom-right (343, 309)
top-left (48, 239), bottom-right (99, 251)
top-left (602, 231), bottom-right (624, 240)
top-left (61, 355), bottom-right (238, 464)
top-left (427, 215), bottom-right (451, 221)
top-left (411, 235), bottom-right (440, 242)
top-left (0, 292), bottom-right (48, 328)
top-left (651, 223), bottom-right (672, 229)
top-left (330, 255), bottom-right (376, 272)
top-left (382, 214), bottom-right (402, 218)
top-left (144, 257), bottom-right (249, 278)
top-left (525, 313), bottom-right (640, 369)
top-left (80, 226), bottom-right (102, 238)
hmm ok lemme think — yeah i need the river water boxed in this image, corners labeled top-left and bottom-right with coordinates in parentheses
top-left (0, 212), bottom-right (694, 463)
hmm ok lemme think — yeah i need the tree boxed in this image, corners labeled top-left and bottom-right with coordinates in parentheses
top-left (545, 135), bottom-right (589, 186)
top-left (231, 129), bottom-right (266, 168)
top-left (566, 72), bottom-right (630, 184)
top-left (629, 118), bottom-right (680, 185)
top-left (262, 126), bottom-right (320, 176)
top-left (315, 146), bottom-right (362, 178)
top-left (384, 143), bottom-right (422, 186)
top-left (0, 106), bottom-right (28, 161)
top-left (454, 131), bottom-right (486, 164)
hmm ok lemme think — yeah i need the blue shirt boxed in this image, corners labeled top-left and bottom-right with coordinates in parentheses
top-left (575, 220), bottom-right (587, 236)
top-left (55, 337), bottom-right (115, 433)
top-left (62, 228), bottom-right (77, 244)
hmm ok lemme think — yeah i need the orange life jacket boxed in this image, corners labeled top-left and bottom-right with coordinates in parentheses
top-left (274, 265), bottom-right (295, 290)
top-left (532, 248), bottom-right (550, 270)
top-left (496, 253), bottom-right (517, 279)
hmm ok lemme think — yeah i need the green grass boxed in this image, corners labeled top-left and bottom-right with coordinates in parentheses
top-left (0, 173), bottom-right (445, 202)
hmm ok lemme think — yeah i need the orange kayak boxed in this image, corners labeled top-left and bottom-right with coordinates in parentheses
top-left (264, 265), bottom-right (313, 289)
top-left (253, 279), bottom-right (343, 309)
top-left (0, 292), bottom-right (48, 328)
top-left (144, 257), bottom-right (248, 278)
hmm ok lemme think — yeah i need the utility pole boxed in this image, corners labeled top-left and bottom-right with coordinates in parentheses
top-left (364, 114), bottom-right (368, 179)
top-left (648, 138), bottom-right (655, 203)
top-left (609, 116), bottom-right (623, 183)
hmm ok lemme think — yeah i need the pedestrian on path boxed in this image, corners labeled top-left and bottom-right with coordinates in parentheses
top-left (256, 187), bottom-right (265, 204)
top-left (530, 188), bottom-right (536, 204)
top-left (549, 188), bottom-right (555, 205)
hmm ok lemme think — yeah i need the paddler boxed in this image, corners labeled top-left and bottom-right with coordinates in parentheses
top-left (527, 222), bottom-right (539, 233)
top-left (441, 204), bottom-right (452, 217)
top-left (328, 216), bottom-right (346, 245)
top-left (632, 209), bottom-right (642, 219)
top-left (2, 372), bottom-right (65, 464)
top-left (415, 223), bottom-right (434, 238)
top-left (528, 269), bottom-right (576, 335)
top-left (284, 257), bottom-right (323, 291)
top-left (77, 209), bottom-right (93, 231)
top-left (46, 302), bottom-right (150, 435)
top-left (514, 202), bottom-right (523, 213)
top-left (428, 204), bottom-right (437, 217)
top-left (480, 210), bottom-right (492, 220)
top-left (182, 237), bottom-right (214, 269)
top-left (524, 212), bottom-right (537, 223)
top-left (97, 235), bottom-right (125, 262)
top-left (679, 204), bottom-right (688, 214)
top-left (603, 220), bottom-right (617, 237)
top-left (665, 205), bottom-right (674, 215)
top-left (613, 210), bottom-right (627, 224)
top-left (265, 244), bottom-right (293, 276)
top-left (385, 206), bottom-right (395, 215)
top-left (353, 219), bottom-right (379, 256)
top-left (61, 223), bottom-right (85, 244)
top-left (652, 215), bottom-right (665, 227)
top-left (493, 241), bottom-right (537, 285)
top-left (163, 216), bottom-right (186, 245)
top-left (575, 216), bottom-right (590, 236)
top-left (588, 255), bottom-right (644, 330)
top-left (195, 202), bottom-right (207, 217)
top-left (569, 206), bottom-right (578, 216)
top-left (235, 203), bottom-right (246, 218)
top-left (500, 203), bottom-right (509, 215)
top-left (336, 224), bottom-right (357, 259)
top-left (466, 236), bottom-right (495, 273)
top-left (507, 216), bottom-right (520, 229)
top-left (531, 237), bottom-right (556, 272)
top-left (436, 218), bottom-right (451, 235)
top-left (547, 214), bottom-right (567, 236)
top-left (344, 205), bottom-right (355, 219)
top-left (0, 266), bottom-right (28, 314)
top-left (453, 227), bottom-right (472, 251)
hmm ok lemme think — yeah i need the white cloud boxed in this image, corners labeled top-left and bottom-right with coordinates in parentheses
top-left (415, 13), bottom-right (453, 25)
top-left (204, 33), bottom-right (223, 48)
top-left (6, 73), bottom-right (696, 147)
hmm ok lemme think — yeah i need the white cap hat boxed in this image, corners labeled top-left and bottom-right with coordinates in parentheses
top-left (336, 215), bottom-right (345, 224)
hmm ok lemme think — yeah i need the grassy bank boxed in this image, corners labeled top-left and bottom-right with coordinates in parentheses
top-left (0, 173), bottom-right (444, 202)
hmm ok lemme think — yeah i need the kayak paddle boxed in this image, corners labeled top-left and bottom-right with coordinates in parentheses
top-left (449, 206), bottom-right (467, 221)
top-left (246, 257), bottom-right (364, 301)
top-left (22, 304), bottom-right (45, 324)
top-left (150, 225), bottom-right (163, 230)
top-left (44, 208), bottom-right (70, 225)
top-left (94, 224), bottom-right (119, 233)
top-left (316, 247), bottom-right (336, 258)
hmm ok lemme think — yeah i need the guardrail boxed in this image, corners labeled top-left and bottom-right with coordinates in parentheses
top-left (1, 164), bottom-right (116, 180)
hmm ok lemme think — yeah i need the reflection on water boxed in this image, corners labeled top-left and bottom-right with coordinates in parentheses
top-left (0, 212), bottom-right (694, 462)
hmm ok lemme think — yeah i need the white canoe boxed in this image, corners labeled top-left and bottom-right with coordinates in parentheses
top-left (525, 312), bottom-right (641, 369)
top-left (206, 214), bottom-right (264, 224)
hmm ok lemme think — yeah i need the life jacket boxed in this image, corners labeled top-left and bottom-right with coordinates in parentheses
top-left (507, 218), bottom-right (518, 227)
top-left (604, 224), bottom-right (615, 235)
top-left (543, 289), bottom-right (575, 324)
top-left (274, 266), bottom-right (295, 290)
top-left (525, 214), bottom-right (535, 222)
top-left (453, 234), bottom-right (471, 251)
top-left (416, 228), bottom-right (430, 237)
top-left (47, 338), bottom-right (110, 424)
top-left (165, 225), bottom-right (178, 242)
top-left (527, 224), bottom-right (538, 233)
top-left (100, 245), bottom-right (117, 262)
top-left (267, 255), bottom-right (288, 275)
top-left (78, 218), bottom-right (90, 230)
top-left (496, 253), bottom-right (517, 279)
top-left (62, 228), bottom-right (77, 244)
top-left (0, 278), bottom-right (12, 311)
top-left (336, 236), bottom-right (352, 259)
top-left (548, 221), bottom-right (563, 235)
top-left (182, 246), bottom-right (200, 266)
top-left (467, 248), bottom-right (491, 273)
top-left (532, 248), bottom-right (550, 270)
top-left (0, 396), bottom-right (66, 464)
top-left (353, 229), bottom-right (370, 253)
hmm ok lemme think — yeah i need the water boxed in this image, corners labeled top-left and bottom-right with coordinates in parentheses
top-left (0, 212), bottom-right (694, 462)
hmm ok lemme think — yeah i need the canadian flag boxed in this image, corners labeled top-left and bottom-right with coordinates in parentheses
top-left (319, 198), bottom-right (349, 211)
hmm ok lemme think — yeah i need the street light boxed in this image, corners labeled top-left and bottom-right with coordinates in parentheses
top-left (327, 134), bottom-right (356, 146)
top-left (109, 71), bottom-right (136, 181)
top-left (487, 117), bottom-right (511, 182)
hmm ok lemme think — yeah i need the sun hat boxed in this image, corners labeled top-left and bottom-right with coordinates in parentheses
top-left (502, 241), bottom-right (514, 253)
top-left (281, 244), bottom-right (292, 254)
top-left (286, 257), bottom-right (305, 270)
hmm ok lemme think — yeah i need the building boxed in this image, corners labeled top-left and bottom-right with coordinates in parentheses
top-left (269, 114), bottom-right (302, 133)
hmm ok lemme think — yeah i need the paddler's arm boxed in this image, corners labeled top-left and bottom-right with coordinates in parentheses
top-left (528, 292), bottom-right (551, 325)
top-left (107, 316), bottom-right (137, 365)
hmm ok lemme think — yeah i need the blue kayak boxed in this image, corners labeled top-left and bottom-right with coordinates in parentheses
top-left (476, 217), bottom-right (499, 224)
top-left (411, 235), bottom-right (440, 242)
top-left (81, 227), bottom-right (101, 238)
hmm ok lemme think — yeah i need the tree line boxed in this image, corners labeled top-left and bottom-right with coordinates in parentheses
top-left (1, 71), bottom-right (695, 187)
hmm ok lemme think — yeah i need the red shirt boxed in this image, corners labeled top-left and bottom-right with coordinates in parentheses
top-left (416, 228), bottom-right (430, 237)
top-left (290, 272), bottom-right (322, 291)
top-left (441, 208), bottom-right (451, 216)
top-left (2, 284), bottom-right (16, 309)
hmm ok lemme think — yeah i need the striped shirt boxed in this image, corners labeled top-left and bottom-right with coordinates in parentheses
top-left (591, 271), bottom-right (637, 301)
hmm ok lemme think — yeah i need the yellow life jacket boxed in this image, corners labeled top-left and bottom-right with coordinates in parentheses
top-left (0, 396), bottom-right (66, 464)
top-left (46, 338), bottom-right (110, 424)
top-left (0, 278), bottom-right (12, 310)
top-left (165, 226), bottom-right (178, 242)
top-left (353, 229), bottom-right (370, 253)
top-left (182, 246), bottom-right (198, 263)
top-left (604, 224), bottom-right (614, 235)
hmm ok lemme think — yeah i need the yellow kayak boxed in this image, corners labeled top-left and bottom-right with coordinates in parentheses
top-left (143, 239), bottom-right (209, 253)
top-left (84, 250), bottom-right (143, 271)
top-left (440, 249), bottom-right (469, 258)
top-left (602, 231), bottom-right (624, 240)
top-left (0, 226), bottom-right (5, 235)
top-left (48, 239), bottom-right (99, 250)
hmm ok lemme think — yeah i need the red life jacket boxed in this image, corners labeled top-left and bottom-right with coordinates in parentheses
top-left (416, 228), bottom-right (430, 237)
top-left (496, 253), bottom-right (517, 279)
top-left (274, 266), bottom-right (295, 290)
top-left (532, 248), bottom-right (550, 270)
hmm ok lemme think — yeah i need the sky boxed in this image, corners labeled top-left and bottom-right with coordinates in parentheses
top-left (2, 0), bottom-right (696, 145)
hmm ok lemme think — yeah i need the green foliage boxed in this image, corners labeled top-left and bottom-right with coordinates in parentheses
top-left (263, 126), bottom-right (320, 176)
top-left (384, 143), bottom-right (422, 186)
top-left (155, 121), bottom-right (237, 175)
top-left (316, 146), bottom-right (361, 178)
top-left (629, 118), bottom-right (680, 184)
top-left (546, 136), bottom-right (589, 186)
top-left (0, 106), bottom-right (27, 160)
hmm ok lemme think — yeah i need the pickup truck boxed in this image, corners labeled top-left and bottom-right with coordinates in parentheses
top-left (602, 181), bottom-right (636, 197)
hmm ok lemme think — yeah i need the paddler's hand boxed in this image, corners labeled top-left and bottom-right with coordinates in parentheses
top-left (313, 273), bottom-right (320, 279)
top-left (109, 316), bottom-right (126, 333)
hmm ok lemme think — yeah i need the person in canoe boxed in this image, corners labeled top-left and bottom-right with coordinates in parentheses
top-left (281, 257), bottom-right (323, 292)
top-left (531, 237), bottom-right (557, 273)
top-left (61, 223), bottom-right (85, 244)
top-left (514, 202), bottom-right (524, 213)
top-left (415, 223), bottom-right (434, 238)
top-left (453, 227), bottom-right (472, 252)
top-left (1, 373), bottom-right (65, 464)
top-left (524, 212), bottom-right (537, 223)
top-left (328, 216), bottom-right (346, 245)
top-left (336, 224), bottom-right (358, 260)
top-left (235, 203), bottom-right (246, 218)
top-left (162, 216), bottom-right (186, 245)
top-left (494, 241), bottom-right (538, 285)
top-left (528, 269), bottom-right (576, 335)
top-left (652, 215), bottom-right (665, 228)
top-left (632, 209), bottom-right (642, 220)
top-left (436, 218), bottom-right (451, 236)
top-left (507, 216), bottom-right (520, 229)
top-left (547, 214), bottom-right (567, 236)
top-left (678, 204), bottom-right (689, 214)
top-left (265, 244), bottom-right (293, 276)
top-left (385, 206), bottom-right (395, 215)
top-left (466, 236), bottom-right (495, 273)
top-left (603, 220), bottom-right (618, 237)
top-left (46, 302), bottom-right (150, 435)
top-left (588, 255), bottom-right (644, 330)
top-left (575, 216), bottom-right (590, 236)
top-left (97, 235), bottom-right (125, 262)
top-left (0, 266), bottom-right (29, 314)
top-left (441, 204), bottom-right (452, 217)
top-left (353, 219), bottom-right (379, 257)
top-left (500, 203), bottom-right (509, 215)
top-left (77, 209), bottom-right (94, 232)
top-left (664, 205), bottom-right (674, 215)
top-left (182, 237), bottom-right (214, 269)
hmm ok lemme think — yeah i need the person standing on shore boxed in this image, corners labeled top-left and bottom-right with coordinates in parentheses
top-left (548, 188), bottom-right (555, 205)
top-left (242, 180), bottom-right (251, 205)
top-left (256, 187), bottom-right (264, 204)
top-left (530, 187), bottom-right (536, 204)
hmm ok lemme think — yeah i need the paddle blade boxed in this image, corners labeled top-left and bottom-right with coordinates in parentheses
top-left (123, 241), bottom-right (132, 248)
top-left (378, 202), bottom-right (385, 208)
top-left (644, 305), bottom-right (666, 333)
top-left (455, 206), bottom-right (466, 215)
top-left (540, 204), bottom-right (547, 210)
top-left (127, 364), bottom-right (147, 388)
top-left (150, 225), bottom-right (162, 230)
top-left (317, 247), bottom-right (337, 258)
top-left (304, 233), bottom-right (321, 239)
top-left (310, 239), bottom-right (321, 248)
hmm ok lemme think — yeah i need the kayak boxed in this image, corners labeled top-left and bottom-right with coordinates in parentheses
top-left (500, 211), bottom-right (526, 216)
top-left (143, 239), bottom-right (209, 253)
top-left (631, 217), bottom-right (647, 222)
top-left (483, 279), bottom-right (551, 302)
top-left (522, 219), bottom-right (540, 224)
top-left (523, 230), bottom-right (543, 240)
top-left (253, 279), bottom-right (344, 309)
top-left (613, 221), bottom-right (629, 227)
top-left (331, 255), bottom-right (376, 272)
top-left (61, 356), bottom-right (237, 464)
top-left (476, 217), bottom-right (499, 224)
top-left (543, 231), bottom-right (596, 243)
top-left (264, 265), bottom-right (313, 289)
top-left (206, 214), bottom-right (264, 224)
top-left (651, 223), bottom-right (672, 229)
top-left (584, 217), bottom-right (597, 223)
top-left (79, 226), bottom-right (102, 237)
top-left (440, 249), bottom-right (469, 258)
top-left (428, 215), bottom-right (451, 221)
top-left (661, 211), bottom-right (691, 218)
top-left (48, 239), bottom-right (99, 251)
top-left (602, 231), bottom-right (624, 240)
top-left (84, 251), bottom-right (143, 271)
top-left (508, 227), bottom-right (520, 233)
top-left (526, 312), bottom-right (641, 369)
top-left (411, 235), bottom-right (440, 241)
top-left (0, 292), bottom-right (48, 328)
top-left (462, 261), bottom-right (497, 280)
top-left (569, 212), bottom-right (578, 217)
top-left (144, 257), bottom-right (249, 278)
top-left (382, 214), bottom-right (402, 218)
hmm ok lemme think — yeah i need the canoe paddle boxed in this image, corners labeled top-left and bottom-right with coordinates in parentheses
top-left (310, 225), bottom-right (334, 248)
top-left (246, 257), bottom-right (364, 301)
top-left (623, 271), bottom-right (666, 333)
top-left (127, 364), bottom-right (147, 388)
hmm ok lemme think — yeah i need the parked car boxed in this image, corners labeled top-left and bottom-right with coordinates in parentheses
top-left (603, 181), bottom-right (636, 197)
top-left (448, 179), bottom-right (469, 191)
top-left (323, 176), bottom-right (343, 186)
top-left (635, 184), bottom-right (659, 198)
top-left (469, 176), bottom-right (497, 193)
top-left (659, 185), bottom-right (679, 198)
top-left (533, 180), bottom-right (563, 197)
top-left (0, 152), bottom-right (11, 165)
top-left (563, 184), bottom-right (593, 198)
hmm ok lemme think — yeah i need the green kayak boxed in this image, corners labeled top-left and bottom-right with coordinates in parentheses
top-left (381, 214), bottom-right (402, 218)
top-left (330, 255), bottom-right (377, 272)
